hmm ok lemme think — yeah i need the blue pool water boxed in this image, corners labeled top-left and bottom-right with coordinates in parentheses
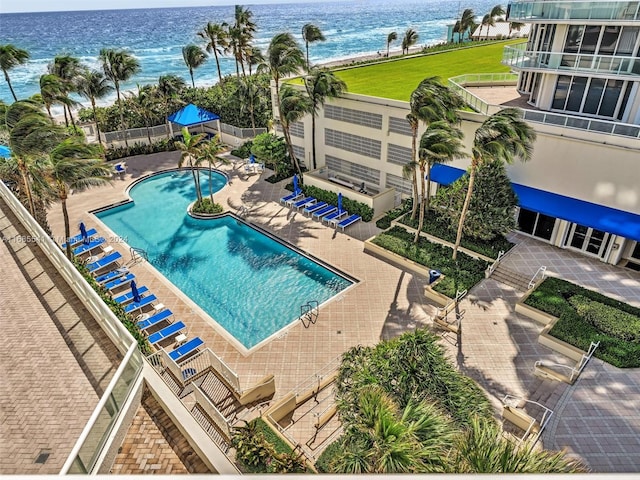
top-left (95, 170), bottom-right (353, 349)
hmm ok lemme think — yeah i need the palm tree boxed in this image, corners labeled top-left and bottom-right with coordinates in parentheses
top-left (490, 4), bottom-right (506, 21)
top-left (415, 121), bottom-right (465, 242)
top-left (196, 135), bottom-right (227, 203)
top-left (198, 22), bottom-right (228, 85)
top-left (48, 55), bottom-right (83, 127)
top-left (232, 5), bottom-right (257, 77)
top-left (158, 74), bottom-right (186, 138)
top-left (237, 75), bottom-right (262, 135)
top-left (44, 138), bottom-right (111, 258)
top-left (0, 45), bottom-right (30, 102)
top-left (39, 74), bottom-right (66, 122)
top-left (386, 31), bottom-right (397, 57)
top-left (304, 68), bottom-right (346, 170)
top-left (129, 84), bottom-right (158, 145)
top-left (175, 126), bottom-right (207, 203)
top-left (301, 23), bottom-right (326, 70)
top-left (99, 48), bottom-right (140, 149)
top-left (244, 46), bottom-right (264, 76)
top-left (182, 44), bottom-right (207, 88)
top-left (279, 84), bottom-right (312, 177)
top-left (479, 13), bottom-right (493, 39)
top-left (452, 108), bottom-right (536, 260)
top-left (77, 69), bottom-right (113, 146)
top-left (508, 21), bottom-right (526, 37)
top-left (401, 28), bottom-right (419, 55)
top-left (459, 9), bottom-right (476, 42)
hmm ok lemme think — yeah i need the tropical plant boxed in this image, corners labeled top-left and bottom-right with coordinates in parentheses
top-left (48, 55), bottom-right (83, 127)
top-left (77, 69), bottom-right (114, 145)
top-left (196, 134), bottom-right (227, 203)
top-left (459, 9), bottom-right (476, 42)
top-left (301, 23), bottom-right (326, 70)
top-left (250, 132), bottom-right (288, 174)
top-left (278, 83), bottom-right (312, 176)
top-left (39, 73), bottom-right (66, 122)
top-left (99, 48), bottom-right (141, 149)
top-left (182, 44), bottom-right (207, 88)
top-left (303, 68), bottom-right (346, 169)
top-left (237, 75), bottom-right (262, 135)
top-left (0, 44), bottom-right (30, 102)
top-left (401, 28), bottom-right (419, 54)
top-left (198, 21), bottom-right (229, 85)
top-left (175, 126), bottom-right (207, 203)
top-left (452, 108), bottom-right (535, 260)
top-left (415, 121), bottom-right (465, 242)
top-left (508, 21), bottom-right (526, 37)
top-left (490, 4), bottom-right (506, 22)
top-left (44, 139), bottom-right (111, 258)
top-left (231, 5), bottom-right (257, 77)
top-left (479, 13), bottom-right (493, 38)
top-left (157, 74), bottom-right (186, 137)
top-left (386, 31), bottom-right (398, 57)
top-left (244, 46), bottom-right (264, 76)
top-left (128, 84), bottom-right (159, 145)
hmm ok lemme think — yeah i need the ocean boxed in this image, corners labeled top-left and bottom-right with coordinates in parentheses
top-left (0, 0), bottom-right (498, 105)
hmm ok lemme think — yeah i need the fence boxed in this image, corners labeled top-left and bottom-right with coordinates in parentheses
top-left (101, 122), bottom-right (265, 145)
top-left (0, 182), bottom-right (143, 474)
top-left (219, 123), bottom-right (266, 139)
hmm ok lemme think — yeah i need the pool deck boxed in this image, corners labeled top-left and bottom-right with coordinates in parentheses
top-left (45, 151), bottom-right (640, 472)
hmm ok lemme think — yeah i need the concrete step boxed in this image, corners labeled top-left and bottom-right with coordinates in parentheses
top-left (490, 265), bottom-right (531, 291)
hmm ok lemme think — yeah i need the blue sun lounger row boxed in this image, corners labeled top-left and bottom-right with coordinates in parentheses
top-left (303, 201), bottom-right (328, 215)
top-left (73, 237), bottom-right (106, 256)
top-left (87, 252), bottom-right (123, 274)
top-left (136, 309), bottom-right (174, 331)
top-left (280, 191), bottom-right (302, 205)
top-left (104, 273), bottom-right (136, 291)
top-left (95, 267), bottom-right (129, 285)
top-left (114, 286), bottom-right (150, 305)
top-left (124, 294), bottom-right (157, 314)
top-left (322, 210), bottom-right (348, 225)
top-left (292, 196), bottom-right (316, 210)
top-left (336, 214), bottom-right (362, 230)
top-left (148, 321), bottom-right (186, 346)
top-left (168, 337), bottom-right (204, 363)
top-left (311, 205), bottom-right (337, 220)
top-left (62, 228), bottom-right (98, 249)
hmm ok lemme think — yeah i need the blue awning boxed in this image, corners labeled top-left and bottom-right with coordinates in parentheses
top-left (428, 164), bottom-right (640, 241)
top-left (168, 103), bottom-right (220, 127)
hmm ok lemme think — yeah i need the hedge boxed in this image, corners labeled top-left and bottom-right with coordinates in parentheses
top-left (569, 295), bottom-right (640, 343)
top-left (376, 198), bottom-right (412, 230)
top-left (105, 138), bottom-right (178, 161)
top-left (300, 184), bottom-right (374, 222)
top-left (191, 198), bottom-right (224, 215)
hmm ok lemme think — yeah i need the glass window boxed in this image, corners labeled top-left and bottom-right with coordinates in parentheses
top-left (599, 26), bottom-right (620, 54)
top-left (553, 76), bottom-right (571, 110)
top-left (566, 77), bottom-right (587, 111)
top-left (617, 82), bottom-right (632, 120)
top-left (616, 26), bottom-right (639, 55)
top-left (518, 209), bottom-right (537, 235)
top-left (534, 214), bottom-right (556, 241)
top-left (600, 79), bottom-right (623, 117)
top-left (580, 26), bottom-right (601, 54)
top-left (564, 25), bottom-right (584, 53)
top-left (583, 78), bottom-right (606, 114)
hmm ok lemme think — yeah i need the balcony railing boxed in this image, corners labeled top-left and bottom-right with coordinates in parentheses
top-left (448, 73), bottom-right (520, 115)
top-left (508, 0), bottom-right (640, 22)
top-left (503, 44), bottom-right (640, 76)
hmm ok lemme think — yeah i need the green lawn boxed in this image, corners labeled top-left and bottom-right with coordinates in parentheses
top-left (327, 40), bottom-right (521, 101)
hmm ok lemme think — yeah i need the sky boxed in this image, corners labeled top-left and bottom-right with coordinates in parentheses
top-left (1, 0), bottom-right (334, 14)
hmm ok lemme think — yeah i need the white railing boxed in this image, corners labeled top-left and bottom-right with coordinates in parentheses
top-left (178, 348), bottom-right (241, 393)
top-left (101, 122), bottom-right (265, 145)
top-left (487, 250), bottom-right (506, 277)
top-left (192, 386), bottom-right (232, 440)
top-left (502, 394), bottom-right (553, 446)
top-left (534, 341), bottom-right (600, 384)
top-left (528, 266), bottom-right (547, 289)
top-left (0, 182), bottom-right (142, 474)
top-left (508, 0), bottom-right (640, 22)
top-left (448, 73), bottom-right (519, 116)
top-left (293, 355), bottom-right (341, 398)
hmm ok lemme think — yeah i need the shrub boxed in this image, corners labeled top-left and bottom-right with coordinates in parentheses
top-left (376, 198), bottom-right (412, 229)
top-left (301, 184), bottom-right (374, 222)
top-left (105, 138), bottom-right (177, 161)
top-left (191, 198), bottom-right (224, 215)
top-left (569, 295), bottom-right (640, 343)
top-left (231, 140), bottom-right (253, 159)
top-left (315, 437), bottom-right (344, 473)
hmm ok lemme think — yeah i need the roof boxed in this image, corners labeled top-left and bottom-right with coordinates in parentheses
top-left (168, 104), bottom-right (220, 127)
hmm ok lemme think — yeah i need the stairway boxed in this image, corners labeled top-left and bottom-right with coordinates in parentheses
top-left (489, 263), bottom-right (532, 292)
top-left (198, 372), bottom-right (243, 419)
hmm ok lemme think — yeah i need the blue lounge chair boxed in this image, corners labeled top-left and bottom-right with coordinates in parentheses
top-left (168, 337), bottom-right (204, 362)
top-left (114, 286), bottom-right (150, 304)
top-left (336, 214), bottom-right (362, 230)
top-left (73, 237), bottom-right (105, 256)
top-left (87, 252), bottom-right (122, 274)
top-left (147, 321), bottom-right (186, 345)
top-left (124, 294), bottom-right (157, 314)
top-left (280, 191), bottom-right (302, 205)
top-left (136, 309), bottom-right (173, 331)
top-left (104, 273), bottom-right (136, 291)
top-left (62, 228), bottom-right (98, 248)
top-left (292, 196), bottom-right (316, 210)
top-left (312, 205), bottom-right (337, 220)
top-left (322, 210), bottom-right (348, 225)
top-left (95, 267), bottom-right (129, 285)
top-left (303, 201), bottom-right (328, 215)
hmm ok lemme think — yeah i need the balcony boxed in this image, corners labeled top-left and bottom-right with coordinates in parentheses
top-left (508, 1), bottom-right (640, 23)
top-left (503, 44), bottom-right (640, 76)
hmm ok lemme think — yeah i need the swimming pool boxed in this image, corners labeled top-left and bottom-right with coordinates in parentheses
top-left (95, 169), bottom-right (353, 350)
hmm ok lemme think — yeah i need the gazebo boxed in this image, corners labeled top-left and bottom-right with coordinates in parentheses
top-left (167, 103), bottom-right (221, 139)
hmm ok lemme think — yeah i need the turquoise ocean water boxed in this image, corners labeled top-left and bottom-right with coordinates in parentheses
top-left (0, 0), bottom-right (497, 104)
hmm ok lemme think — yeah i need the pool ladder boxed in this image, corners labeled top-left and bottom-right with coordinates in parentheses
top-left (130, 246), bottom-right (149, 264)
top-left (300, 300), bottom-right (319, 328)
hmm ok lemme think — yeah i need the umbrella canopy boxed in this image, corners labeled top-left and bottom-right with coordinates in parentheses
top-left (293, 174), bottom-right (300, 195)
top-left (167, 103), bottom-right (220, 127)
top-left (337, 192), bottom-right (343, 213)
top-left (130, 280), bottom-right (141, 303)
top-left (0, 145), bottom-right (11, 158)
top-left (249, 154), bottom-right (255, 164)
top-left (79, 222), bottom-right (89, 245)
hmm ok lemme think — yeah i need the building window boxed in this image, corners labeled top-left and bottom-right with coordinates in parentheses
top-left (324, 105), bottom-right (383, 129)
top-left (385, 173), bottom-right (412, 195)
top-left (388, 117), bottom-right (413, 136)
top-left (517, 208), bottom-right (556, 241)
top-left (325, 129), bottom-right (381, 159)
top-left (387, 143), bottom-right (412, 166)
top-left (325, 154), bottom-right (380, 184)
top-left (552, 75), bottom-right (629, 119)
top-left (290, 121), bottom-right (304, 138)
top-left (552, 75), bottom-right (571, 109)
top-left (291, 145), bottom-right (306, 165)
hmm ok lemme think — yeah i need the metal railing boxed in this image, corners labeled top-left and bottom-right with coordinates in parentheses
top-left (508, 0), bottom-right (640, 22)
top-left (0, 182), bottom-right (142, 475)
top-left (534, 341), bottom-right (600, 383)
top-left (177, 348), bottom-right (241, 393)
top-left (502, 394), bottom-right (553, 447)
top-left (219, 123), bottom-right (266, 139)
top-left (488, 250), bottom-right (507, 276)
top-left (192, 385), bottom-right (232, 440)
top-left (528, 265), bottom-right (547, 289)
top-left (101, 122), bottom-right (265, 145)
top-left (293, 355), bottom-right (341, 398)
top-left (448, 73), bottom-right (519, 116)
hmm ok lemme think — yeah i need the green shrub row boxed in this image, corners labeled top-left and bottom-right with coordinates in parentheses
top-left (371, 226), bottom-right (487, 298)
top-left (400, 209), bottom-right (513, 259)
top-left (524, 277), bottom-right (640, 368)
top-left (230, 140), bottom-right (253, 159)
top-left (300, 184), bottom-right (374, 222)
top-left (191, 198), bottom-right (224, 215)
top-left (569, 295), bottom-right (640, 343)
top-left (106, 138), bottom-right (178, 161)
top-left (375, 198), bottom-right (413, 229)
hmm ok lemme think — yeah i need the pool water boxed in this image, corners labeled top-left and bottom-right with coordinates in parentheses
top-left (95, 170), bottom-right (353, 349)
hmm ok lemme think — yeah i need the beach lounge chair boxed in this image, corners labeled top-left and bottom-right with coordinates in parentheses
top-left (87, 252), bottom-right (122, 274)
top-left (168, 337), bottom-right (204, 363)
top-left (292, 196), bottom-right (316, 210)
top-left (104, 273), bottom-right (136, 291)
top-left (124, 294), bottom-right (157, 314)
top-left (113, 286), bottom-right (150, 304)
top-left (95, 267), bottom-right (129, 285)
top-left (322, 210), bottom-right (348, 225)
top-left (136, 309), bottom-right (173, 332)
top-left (62, 228), bottom-right (98, 249)
top-left (336, 214), bottom-right (362, 230)
top-left (303, 201), bottom-right (328, 215)
top-left (312, 205), bottom-right (337, 220)
top-left (72, 237), bottom-right (106, 256)
top-left (280, 191), bottom-right (302, 205)
top-left (113, 162), bottom-right (127, 176)
top-left (147, 321), bottom-right (186, 346)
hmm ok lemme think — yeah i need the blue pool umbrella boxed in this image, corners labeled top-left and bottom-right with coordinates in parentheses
top-left (79, 222), bottom-right (89, 244)
top-left (337, 192), bottom-right (343, 213)
top-left (249, 154), bottom-right (255, 164)
top-left (0, 145), bottom-right (10, 158)
top-left (293, 174), bottom-right (300, 195)
top-left (130, 280), bottom-right (141, 303)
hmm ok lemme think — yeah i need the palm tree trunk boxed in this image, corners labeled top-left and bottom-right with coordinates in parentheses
top-left (63, 108), bottom-right (69, 127)
top-left (61, 196), bottom-right (73, 260)
top-left (410, 124), bottom-right (418, 220)
top-left (282, 125), bottom-right (302, 178)
top-left (209, 162), bottom-right (214, 203)
top-left (45, 104), bottom-right (54, 123)
top-left (91, 99), bottom-right (103, 146)
top-left (116, 85), bottom-right (129, 149)
top-left (4, 70), bottom-right (18, 102)
top-left (386, 43), bottom-right (390, 58)
top-left (190, 70), bottom-right (195, 88)
top-left (249, 104), bottom-right (256, 136)
top-left (18, 163), bottom-right (36, 217)
top-left (240, 58), bottom-right (246, 77)
top-left (311, 110), bottom-right (317, 170)
top-left (415, 166), bottom-right (426, 243)
top-left (213, 49), bottom-right (223, 84)
top-left (453, 161), bottom-right (477, 260)
top-left (306, 42), bottom-right (310, 71)
top-left (67, 104), bottom-right (76, 128)
top-left (425, 164), bottom-right (433, 211)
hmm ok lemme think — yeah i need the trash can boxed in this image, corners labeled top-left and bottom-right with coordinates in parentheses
top-left (429, 269), bottom-right (441, 284)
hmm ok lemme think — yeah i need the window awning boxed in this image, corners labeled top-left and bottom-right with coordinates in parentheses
top-left (428, 164), bottom-right (640, 242)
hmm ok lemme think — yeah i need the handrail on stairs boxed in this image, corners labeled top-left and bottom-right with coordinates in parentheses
top-left (528, 266), bottom-right (547, 289)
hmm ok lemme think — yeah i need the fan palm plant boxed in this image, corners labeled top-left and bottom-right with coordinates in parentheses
top-left (197, 21), bottom-right (228, 85)
top-left (182, 44), bottom-right (207, 88)
top-left (157, 74), bottom-right (186, 137)
top-left (0, 44), bottom-right (30, 102)
top-left (401, 28), bottom-right (419, 54)
top-left (304, 68), bottom-right (346, 169)
top-left (278, 84), bottom-right (312, 177)
top-left (77, 69), bottom-right (113, 146)
top-left (452, 108), bottom-right (536, 260)
top-left (479, 13), bottom-right (493, 38)
top-left (175, 126), bottom-right (207, 203)
top-left (39, 74), bottom-right (66, 122)
top-left (196, 135), bottom-right (228, 203)
top-left (232, 5), bottom-right (257, 76)
top-left (386, 31), bottom-right (397, 57)
top-left (48, 55), bottom-right (83, 127)
top-left (301, 23), bottom-right (326, 70)
top-left (244, 46), bottom-right (264, 76)
top-left (460, 9), bottom-right (476, 42)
